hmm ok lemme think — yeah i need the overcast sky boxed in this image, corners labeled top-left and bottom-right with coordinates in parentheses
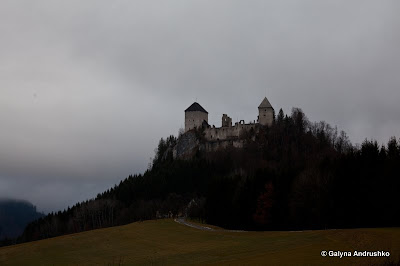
top-left (1, 0), bottom-right (399, 213)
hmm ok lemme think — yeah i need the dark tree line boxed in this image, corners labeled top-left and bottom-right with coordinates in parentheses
top-left (5, 107), bottom-right (400, 246)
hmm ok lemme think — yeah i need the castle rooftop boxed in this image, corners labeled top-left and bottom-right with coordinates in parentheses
top-left (258, 97), bottom-right (273, 109)
top-left (185, 102), bottom-right (208, 113)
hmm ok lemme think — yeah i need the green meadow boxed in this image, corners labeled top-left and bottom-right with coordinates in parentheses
top-left (0, 219), bottom-right (399, 265)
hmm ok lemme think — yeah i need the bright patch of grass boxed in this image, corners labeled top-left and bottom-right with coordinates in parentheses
top-left (0, 219), bottom-right (399, 265)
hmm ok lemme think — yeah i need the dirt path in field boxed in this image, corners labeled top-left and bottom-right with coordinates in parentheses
top-left (174, 218), bottom-right (244, 232)
top-left (174, 218), bottom-right (216, 231)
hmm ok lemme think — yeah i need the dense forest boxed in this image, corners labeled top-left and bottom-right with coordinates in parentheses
top-left (0, 199), bottom-right (43, 242)
top-left (3, 108), bottom-right (400, 246)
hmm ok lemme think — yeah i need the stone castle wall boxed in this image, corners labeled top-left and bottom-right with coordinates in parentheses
top-left (204, 121), bottom-right (257, 141)
top-left (222, 114), bottom-right (232, 127)
top-left (173, 131), bottom-right (246, 160)
top-left (258, 107), bottom-right (274, 126)
top-left (184, 97), bottom-right (273, 142)
top-left (175, 98), bottom-right (274, 159)
top-left (185, 111), bottom-right (208, 132)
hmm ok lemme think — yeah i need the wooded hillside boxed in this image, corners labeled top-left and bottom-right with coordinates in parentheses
top-left (6, 108), bottom-right (399, 245)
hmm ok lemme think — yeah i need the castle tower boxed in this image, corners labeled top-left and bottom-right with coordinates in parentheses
top-left (258, 97), bottom-right (274, 126)
top-left (184, 102), bottom-right (208, 132)
top-left (222, 114), bottom-right (232, 127)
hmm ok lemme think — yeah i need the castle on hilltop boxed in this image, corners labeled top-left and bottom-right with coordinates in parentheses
top-left (184, 97), bottom-right (274, 141)
top-left (173, 97), bottom-right (274, 159)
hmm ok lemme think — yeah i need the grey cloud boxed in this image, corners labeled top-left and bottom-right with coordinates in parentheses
top-left (1, 0), bottom-right (399, 212)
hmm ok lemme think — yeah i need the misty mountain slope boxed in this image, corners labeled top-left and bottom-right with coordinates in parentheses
top-left (0, 199), bottom-right (43, 239)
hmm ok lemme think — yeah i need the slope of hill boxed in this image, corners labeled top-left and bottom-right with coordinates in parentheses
top-left (16, 108), bottom-right (400, 245)
top-left (0, 219), bottom-right (399, 265)
top-left (0, 199), bottom-right (43, 240)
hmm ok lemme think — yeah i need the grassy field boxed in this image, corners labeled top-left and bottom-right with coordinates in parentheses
top-left (0, 219), bottom-right (399, 265)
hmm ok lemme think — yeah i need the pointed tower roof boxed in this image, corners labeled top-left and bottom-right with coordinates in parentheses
top-left (185, 102), bottom-right (208, 113)
top-left (258, 97), bottom-right (273, 109)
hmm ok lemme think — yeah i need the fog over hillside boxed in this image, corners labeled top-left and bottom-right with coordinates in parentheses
top-left (1, 0), bottom-right (399, 212)
top-left (0, 198), bottom-right (44, 239)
